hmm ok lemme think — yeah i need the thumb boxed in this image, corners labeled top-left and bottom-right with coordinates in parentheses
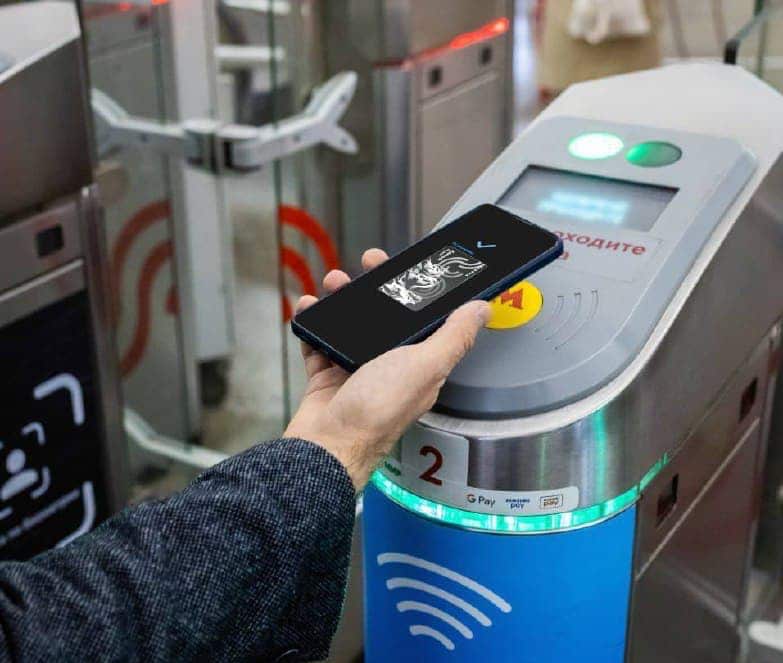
top-left (416, 300), bottom-right (491, 380)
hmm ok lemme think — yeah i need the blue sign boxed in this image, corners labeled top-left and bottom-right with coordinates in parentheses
top-left (363, 485), bottom-right (635, 662)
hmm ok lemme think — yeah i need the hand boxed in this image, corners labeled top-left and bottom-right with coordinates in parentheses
top-left (284, 248), bottom-right (491, 489)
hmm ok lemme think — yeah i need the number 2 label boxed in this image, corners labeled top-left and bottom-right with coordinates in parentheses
top-left (400, 426), bottom-right (469, 490)
top-left (419, 445), bottom-right (443, 486)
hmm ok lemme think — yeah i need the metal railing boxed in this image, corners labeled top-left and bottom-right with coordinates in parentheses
top-left (724, 0), bottom-right (782, 71)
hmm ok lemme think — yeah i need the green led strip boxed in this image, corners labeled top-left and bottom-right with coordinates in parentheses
top-left (370, 453), bottom-right (669, 534)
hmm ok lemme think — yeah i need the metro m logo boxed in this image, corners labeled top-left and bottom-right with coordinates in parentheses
top-left (499, 288), bottom-right (523, 310)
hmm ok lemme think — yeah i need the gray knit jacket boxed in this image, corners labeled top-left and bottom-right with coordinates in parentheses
top-left (0, 439), bottom-right (356, 662)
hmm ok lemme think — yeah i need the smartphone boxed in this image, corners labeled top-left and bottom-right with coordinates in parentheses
top-left (291, 204), bottom-right (563, 371)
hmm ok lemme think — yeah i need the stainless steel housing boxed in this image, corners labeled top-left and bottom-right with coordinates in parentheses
top-left (0, 3), bottom-right (126, 557)
top-left (418, 157), bottom-right (783, 509)
top-left (393, 63), bottom-right (783, 662)
top-left (323, 0), bottom-right (514, 268)
top-left (0, 3), bottom-right (92, 222)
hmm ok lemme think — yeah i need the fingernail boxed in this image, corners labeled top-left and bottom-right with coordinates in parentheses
top-left (471, 300), bottom-right (492, 324)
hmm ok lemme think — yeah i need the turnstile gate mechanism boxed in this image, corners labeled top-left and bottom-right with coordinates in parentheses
top-left (363, 64), bottom-right (783, 662)
top-left (0, 3), bottom-right (125, 559)
top-left (325, 0), bottom-right (514, 266)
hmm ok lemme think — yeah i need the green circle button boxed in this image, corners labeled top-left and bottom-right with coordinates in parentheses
top-left (626, 141), bottom-right (682, 167)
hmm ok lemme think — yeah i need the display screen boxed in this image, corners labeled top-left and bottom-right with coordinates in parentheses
top-left (293, 204), bottom-right (561, 369)
top-left (0, 292), bottom-right (108, 560)
top-left (499, 166), bottom-right (677, 232)
top-left (379, 246), bottom-right (487, 312)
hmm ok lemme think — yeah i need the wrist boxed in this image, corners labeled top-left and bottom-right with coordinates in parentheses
top-left (283, 424), bottom-right (375, 490)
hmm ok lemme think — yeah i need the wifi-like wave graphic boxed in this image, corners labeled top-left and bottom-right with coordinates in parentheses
top-left (377, 552), bottom-right (512, 652)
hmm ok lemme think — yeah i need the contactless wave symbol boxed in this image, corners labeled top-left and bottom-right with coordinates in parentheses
top-left (377, 552), bottom-right (512, 652)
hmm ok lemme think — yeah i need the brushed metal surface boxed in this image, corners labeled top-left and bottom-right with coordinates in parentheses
top-left (628, 323), bottom-right (781, 662)
top-left (416, 31), bottom-right (508, 101)
top-left (407, 0), bottom-right (509, 57)
top-left (375, 32), bottom-right (511, 253)
top-left (0, 261), bottom-right (84, 329)
top-left (347, 0), bottom-right (509, 61)
top-left (744, 332), bottom-right (783, 625)
top-left (461, 404), bottom-right (631, 500)
top-left (78, 187), bottom-right (128, 513)
top-left (0, 199), bottom-right (82, 295)
top-left (635, 335), bottom-right (773, 579)
top-left (83, 1), bottom-right (155, 56)
top-left (374, 66), bottom-right (414, 252)
top-left (325, 1), bottom-right (513, 269)
top-left (0, 38), bottom-right (92, 221)
top-left (416, 157), bottom-right (783, 508)
top-left (628, 422), bottom-right (763, 663)
top-left (418, 63), bottom-right (506, 237)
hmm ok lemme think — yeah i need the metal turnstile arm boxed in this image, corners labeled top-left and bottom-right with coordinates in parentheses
top-left (215, 44), bottom-right (285, 72)
top-left (224, 70), bottom-right (358, 168)
top-left (91, 88), bottom-right (191, 159)
top-left (124, 408), bottom-right (228, 471)
top-left (91, 71), bottom-right (358, 172)
top-left (220, 0), bottom-right (290, 14)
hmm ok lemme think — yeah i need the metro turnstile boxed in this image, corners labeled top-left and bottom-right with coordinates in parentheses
top-left (363, 64), bottom-right (783, 662)
top-left (324, 0), bottom-right (514, 267)
top-left (0, 3), bottom-right (125, 559)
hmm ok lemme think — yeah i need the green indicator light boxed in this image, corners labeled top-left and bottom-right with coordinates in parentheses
top-left (371, 453), bottom-right (669, 534)
top-left (639, 452), bottom-right (669, 492)
top-left (626, 141), bottom-right (682, 167)
top-left (568, 132), bottom-right (624, 160)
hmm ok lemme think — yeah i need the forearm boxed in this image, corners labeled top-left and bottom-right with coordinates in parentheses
top-left (0, 439), bottom-right (356, 662)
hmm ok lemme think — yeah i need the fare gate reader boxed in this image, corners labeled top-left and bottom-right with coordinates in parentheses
top-left (363, 64), bottom-right (783, 662)
top-left (0, 3), bottom-right (125, 559)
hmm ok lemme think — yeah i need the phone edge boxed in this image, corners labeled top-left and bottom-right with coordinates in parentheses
top-left (291, 318), bottom-right (359, 372)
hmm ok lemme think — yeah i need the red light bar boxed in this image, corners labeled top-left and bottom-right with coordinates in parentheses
top-left (375, 16), bottom-right (510, 67)
top-left (448, 17), bottom-right (510, 51)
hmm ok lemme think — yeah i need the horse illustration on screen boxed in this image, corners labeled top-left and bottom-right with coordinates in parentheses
top-left (379, 246), bottom-right (486, 312)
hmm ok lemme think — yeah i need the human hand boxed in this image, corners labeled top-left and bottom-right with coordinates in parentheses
top-left (284, 248), bottom-right (491, 490)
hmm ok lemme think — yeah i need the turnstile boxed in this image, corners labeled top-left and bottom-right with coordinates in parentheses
top-left (0, 3), bottom-right (125, 559)
top-left (363, 63), bottom-right (783, 662)
top-left (324, 0), bottom-right (514, 266)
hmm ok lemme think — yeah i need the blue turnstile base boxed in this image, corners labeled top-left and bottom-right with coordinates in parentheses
top-left (363, 485), bottom-right (636, 662)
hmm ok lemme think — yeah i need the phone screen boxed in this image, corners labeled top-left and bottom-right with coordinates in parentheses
top-left (292, 204), bottom-right (562, 369)
top-left (378, 246), bottom-right (487, 312)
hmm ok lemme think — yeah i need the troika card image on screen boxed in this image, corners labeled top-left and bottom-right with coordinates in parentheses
top-left (378, 246), bottom-right (487, 311)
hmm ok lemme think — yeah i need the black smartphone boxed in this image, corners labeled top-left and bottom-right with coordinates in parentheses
top-left (291, 204), bottom-right (563, 371)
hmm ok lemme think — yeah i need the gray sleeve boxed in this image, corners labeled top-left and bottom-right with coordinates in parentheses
top-left (0, 438), bottom-right (356, 662)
